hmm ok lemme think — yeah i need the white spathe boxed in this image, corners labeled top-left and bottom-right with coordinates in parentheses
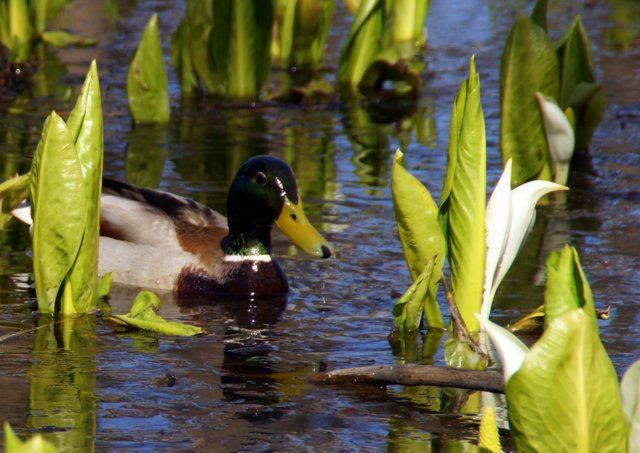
top-left (478, 315), bottom-right (529, 382)
top-left (535, 92), bottom-right (575, 185)
top-left (480, 160), bottom-right (568, 320)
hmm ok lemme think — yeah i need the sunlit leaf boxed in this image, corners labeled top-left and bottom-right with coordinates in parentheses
top-left (506, 308), bottom-right (628, 452)
top-left (65, 60), bottom-right (103, 313)
top-left (211, 0), bottom-right (273, 98)
top-left (186, 0), bottom-right (219, 94)
top-left (40, 31), bottom-right (96, 47)
top-left (621, 360), bottom-right (640, 452)
top-left (440, 56), bottom-right (486, 332)
top-left (567, 82), bottom-right (605, 151)
top-left (169, 19), bottom-right (200, 97)
top-left (443, 334), bottom-right (486, 370)
top-left (508, 304), bottom-right (544, 332)
top-left (126, 14), bottom-right (169, 123)
top-left (478, 405), bottom-right (502, 453)
top-left (338, 0), bottom-right (383, 90)
top-left (544, 244), bottom-right (596, 329)
top-left (529, 0), bottom-right (547, 30)
top-left (8, 0), bottom-right (33, 61)
top-left (4, 422), bottom-right (58, 453)
top-left (97, 272), bottom-right (112, 299)
top-left (391, 149), bottom-right (444, 329)
top-left (30, 112), bottom-right (86, 313)
top-left (500, 14), bottom-right (558, 185)
top-left (392, 260), bottom-right (434, 334)
top-left (109, 291), bottom-right (205, 336)
top-left (0, 172), bottom-right (30, 230)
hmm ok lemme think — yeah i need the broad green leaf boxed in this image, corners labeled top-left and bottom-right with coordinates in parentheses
top-left (213, 0), bottom-right (273, 98)
top-left (271, 0), bottom-right (296, 66)
top-left (0, 172), bottom-right (30, 229)
top-left (169, 19), bottom-right (199, 97)
top-left (126, 14), bottom-right (169, 123)
top-left (621, 360), bottom-right (640, 452)
top-left (40, 31), bottom-right (97, 47)
top-left (529, 0), bottom-right (547, 30)
top-left (440, 57), bottom-right (486, 332)
top-left (556, 16), bottom-right (595, 107)
top-left (544, 244), bottom-right (595, 330)
top-left (555, 16), bottom-right (604, 150)
top-left (391, 149), bottom-right (444, 329)
top-left (566, 82), bottom-right (605, 151)
top-left (31, 0), bottom-right (69, 33)
top-left (392, 260), bottom-right (434, 334)
top-left (185, 0), bottom-right (219, 94)
top-left (338, 0), bottom-right (383, 90)
top-left (506, 309), bottom-right (628, 452)
top-left (500, 14), bottom-right (558, 186)
top-left (30, 112), bottom-right (86, 313)
top-left (109, 291), bottom-right (205, 336)
top-left (8, 0), bottom-right (33, 61)
top-left (97, 272), bottom-right (112, 299)
top-left (66, 60), bottom-right (103, 313)
top-left (384, 0), bottom-right (429, 47)
top-left (4, 423), bottom-right (58, 453)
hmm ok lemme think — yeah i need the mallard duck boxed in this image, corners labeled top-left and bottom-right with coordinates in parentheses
top-left (12, 155), bottom-right (332, 298)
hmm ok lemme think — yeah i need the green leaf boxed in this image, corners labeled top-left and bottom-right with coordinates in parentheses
top-left (500, 14), bottom-right (558, 185)
top-left (393, 259), bottom-right (436, 334)
top-left (621, 360), bottom-right (640, 452)
top-left (108, 291), bottom-right (205, 336)
top-left (506, 309), bottom-right (628, 452)
top-left (439, 57), bottom-right (486, 332)
top-left (478, 406), bottom-right (502, 453)
top-left (40, 31), bottom-right (97, 47)
top-left (443, 334), bottom-right (486, 370)
top-left (338, 0), bottom-right (383, 90)
top-left (169, 19), bottom-right (200, 97)
top-left (391, 149), bottom-right (444, 329)
top-left (30, 111), bottom-right (86, 313)
top-left (4, 422), bottom-right (59, 453)
top-left (183, 0), bottom-right (219, 93)
top-left (529, 0), bottom-right (547, 30)
top-left (8, 0), bottom-right (33, 61)
top-left (0, 172), bottom-right (30, 230)
top-left (97, 272), bottom-right (112, 299)
top-left (66, 60), bottom-right (103, 313)
top-left (226, 0), bottom-right (273, 98)
top-left (544, 244), bottom-right (596, 330)
top-left (566, 82), bottom-right (605, 151)
top-left (556, 16), bottom-right (595, 107)
top-left (126, 14), bottom-right (169, 123)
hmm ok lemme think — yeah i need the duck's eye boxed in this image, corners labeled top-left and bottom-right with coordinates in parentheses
top-left (255, 172), bottom-right (267, 186)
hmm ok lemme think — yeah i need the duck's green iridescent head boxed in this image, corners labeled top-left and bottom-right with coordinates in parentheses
top-left (226, 155), bottom-right (332, 258)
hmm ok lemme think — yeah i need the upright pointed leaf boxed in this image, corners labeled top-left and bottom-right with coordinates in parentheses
top-left (338, 0), bottom-right (383, 90)
top-left (392, 259), bottom-right (435, 334)
top-left (169, 19), bottom-right (200, 97)
top-left (556, 16), bottom-right (595, 107)
top-left (65, 60), bottom-right (103, 313)
top-left (544, 245), bottom-right (595, 329)
top-left (506, 309), bottom-right (628, 452)
top-left (500, 14), bottom-right (559, 186)
top-left (391, 151), bottom-right (445, 330)
top-left (440, 57), bottom-right (486, 332)
top-left (30, 112), bottom-right (86, 313)
top-left (529, 0), bottom-right (547, 30)
top-left (126, 14), bottom-right (169, 123)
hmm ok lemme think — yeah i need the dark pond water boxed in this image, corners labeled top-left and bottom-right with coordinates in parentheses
top-left (1, 0), bottom-right (639, 451)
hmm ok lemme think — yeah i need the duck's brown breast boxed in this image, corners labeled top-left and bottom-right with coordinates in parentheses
top-left (175, 259), bottom-right (288, 297)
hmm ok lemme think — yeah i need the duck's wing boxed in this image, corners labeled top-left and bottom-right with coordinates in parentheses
top-left (101, 178), bottom-right (228, 257)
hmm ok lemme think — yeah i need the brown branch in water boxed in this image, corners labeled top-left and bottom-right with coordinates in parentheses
top-left (308, 364), bottom-right (504, 394)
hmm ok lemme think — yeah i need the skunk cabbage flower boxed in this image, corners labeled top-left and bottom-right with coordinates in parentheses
top-left (535, 92), bottom-right (575, 185)
top-left (481, 159), bottom-right (567, 320)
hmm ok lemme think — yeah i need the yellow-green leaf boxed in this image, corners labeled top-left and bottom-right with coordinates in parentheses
top-left (126, 14), bottom-right (169, 123)
top-left (109, 291), bottom-right (205, 336)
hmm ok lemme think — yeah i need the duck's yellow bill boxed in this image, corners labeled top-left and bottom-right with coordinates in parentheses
top-left (275, 197), bottom-right (333, 259)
